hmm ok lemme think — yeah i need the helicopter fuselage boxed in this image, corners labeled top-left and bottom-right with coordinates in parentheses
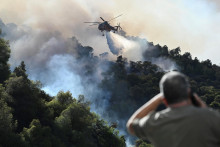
top-left (98, 21), bottom-right (117, 32)
top-left (84, 14), bottom-right (122, 35)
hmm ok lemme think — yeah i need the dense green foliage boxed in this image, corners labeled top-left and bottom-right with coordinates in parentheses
top-left (0, 34), bottom-right (125, 147)
top-left (135, 139), bottom-right (153, 147)
top-left (0, 29), bottom-right (10, 83)
top-left (145, 44), bottom-right (220, 109)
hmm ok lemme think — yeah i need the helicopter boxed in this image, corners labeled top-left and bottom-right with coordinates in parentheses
top-left (84, 14), bottom-right (122, 36)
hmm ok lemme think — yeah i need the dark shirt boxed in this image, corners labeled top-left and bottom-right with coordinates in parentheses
top-left (132, 105), bottom-right (220, 147)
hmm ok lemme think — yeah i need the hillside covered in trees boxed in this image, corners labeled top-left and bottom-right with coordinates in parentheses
top-left (0, 30), bottom-right (126, 147)
top-left (1, 27), bottom-right (220, 147)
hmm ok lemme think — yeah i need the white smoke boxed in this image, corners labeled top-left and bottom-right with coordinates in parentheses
top-left (151, 57), bottom-right (178, 71)
top-left (0, 20), bottom-right (104, 101)
top-left (38, 54), bottom-right (84, 97)
top-left (1, 20), bottom-right (117, 118)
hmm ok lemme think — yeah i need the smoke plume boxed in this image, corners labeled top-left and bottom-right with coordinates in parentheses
top-left (106, 31), bottom-right (177, 71)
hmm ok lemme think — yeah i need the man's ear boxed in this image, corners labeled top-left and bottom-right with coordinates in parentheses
top-left (163, 98), bottom-right (169, 106)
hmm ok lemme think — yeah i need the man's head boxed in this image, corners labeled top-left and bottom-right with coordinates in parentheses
top-left (160, 71), bottom-right (190, 104)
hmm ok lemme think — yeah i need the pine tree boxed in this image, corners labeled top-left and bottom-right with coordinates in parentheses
top-left (0, 29), bottom-right (11, 83)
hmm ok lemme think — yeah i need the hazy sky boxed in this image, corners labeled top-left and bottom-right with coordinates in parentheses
top-left (0, 0), bottom-right (220, 65)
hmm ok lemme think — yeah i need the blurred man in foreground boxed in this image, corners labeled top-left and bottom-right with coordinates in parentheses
top-left (127, 71), bottom-right (220, 147)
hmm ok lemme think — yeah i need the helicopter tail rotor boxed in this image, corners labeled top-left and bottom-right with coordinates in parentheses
top-left (118, 23), bottom-right (122, 30)
top-left (115, 23), bottom-right (122, 31)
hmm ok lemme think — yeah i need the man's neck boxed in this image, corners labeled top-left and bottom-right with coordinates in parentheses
top-left (168, 100), bottom-right (192, 108)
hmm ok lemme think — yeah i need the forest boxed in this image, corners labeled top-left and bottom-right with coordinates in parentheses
top-left (0, 28), bottom-right (220, 147)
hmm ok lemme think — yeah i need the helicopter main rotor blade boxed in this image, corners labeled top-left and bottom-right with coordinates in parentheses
top-left (100, 17), bottom-right (105, 21)
top-left (84, 22), bottom-right (101, 23)
top-left (108, 14), bottom-right (123, 22)
top-left (89, 24), bottom-right (99, 26)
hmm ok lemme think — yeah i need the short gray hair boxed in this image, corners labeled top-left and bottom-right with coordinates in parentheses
top-left (159, 71), bottom-right (190, 104)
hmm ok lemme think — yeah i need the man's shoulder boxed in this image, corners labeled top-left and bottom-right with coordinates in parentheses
top-left (131, 106), bottom-right (220, 142)
top-left (187, 106), bottom-right (220, 117)
top-left (134, 106), bottom-right (220, 129)
top-left (154, 106), bottom-right (220, 121)
top-left (198, 107), bottom-right (220, 119)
